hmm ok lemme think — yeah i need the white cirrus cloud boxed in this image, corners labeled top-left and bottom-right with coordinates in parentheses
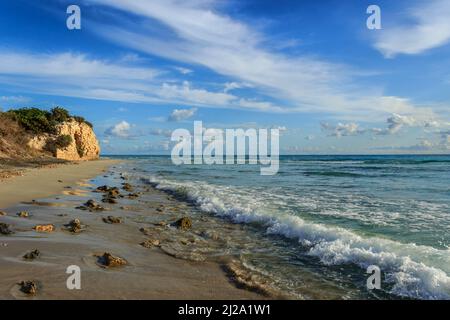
top-left (373, 0), bottom-right (450, 58)
top-left (85, 0), bottom-right (437, 119)
top-left (173, 66), bottom-right (193, 75)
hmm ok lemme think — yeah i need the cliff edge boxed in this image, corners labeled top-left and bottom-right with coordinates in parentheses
top-left (0, 107), bottom-right (100, 161)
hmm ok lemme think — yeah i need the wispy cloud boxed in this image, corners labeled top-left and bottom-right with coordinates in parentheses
top-left (373, 0), bottom-right (450, 58)
top-left (173, 66), bottom-right (193, 75)
top-left (0, 95), bottom-right (30, 103)
top-left (85, 0), bottom-right (434, 119)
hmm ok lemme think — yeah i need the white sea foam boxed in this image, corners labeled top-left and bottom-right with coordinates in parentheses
top-left (141, 174), bottom-right (450, 300)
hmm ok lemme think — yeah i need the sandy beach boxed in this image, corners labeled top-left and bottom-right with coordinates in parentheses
top-left (0, 159), bottom-right (266, 300)
top-left (0, 160), bottom-right (118, 208)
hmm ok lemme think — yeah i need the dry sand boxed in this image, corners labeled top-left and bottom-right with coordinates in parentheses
top-left (0, 160), bottom-right (265, 300)
top-left (0, 160), bottom-right (118, 209)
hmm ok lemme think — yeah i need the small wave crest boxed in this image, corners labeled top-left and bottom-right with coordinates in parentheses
top-left (141, 175), bottom-right (450, 300)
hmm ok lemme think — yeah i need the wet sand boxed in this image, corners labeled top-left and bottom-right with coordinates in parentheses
top-left (0, 161), bottom-right (265, 299)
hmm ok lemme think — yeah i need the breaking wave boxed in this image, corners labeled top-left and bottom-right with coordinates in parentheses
top-left (141, 174), bottom-right (450, 300)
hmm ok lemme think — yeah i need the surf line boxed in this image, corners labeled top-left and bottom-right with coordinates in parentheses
top-left (171, 121), bottom-right (279, 175)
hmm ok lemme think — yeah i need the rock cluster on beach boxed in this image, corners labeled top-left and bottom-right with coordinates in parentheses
top-left (19, 281), bottom-right (37, 295)
top-left (23, 249), bottom-right (40, 260)
top-left (98, 252), bottom-right (127, 267)
top-left (0, 222), bottom-right (13, 235)
top-left (0, 172), bottom-right (270, 300)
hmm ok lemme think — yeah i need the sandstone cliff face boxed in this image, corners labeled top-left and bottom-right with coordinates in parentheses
top-left (27, 120), bottom-right (100, 161)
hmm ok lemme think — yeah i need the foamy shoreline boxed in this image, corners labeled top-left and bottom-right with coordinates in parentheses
top-left (0, 159), bottom-right (266, 299)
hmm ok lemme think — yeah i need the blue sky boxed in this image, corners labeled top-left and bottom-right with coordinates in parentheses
top-left (0, 0), bottom-right (449, 154)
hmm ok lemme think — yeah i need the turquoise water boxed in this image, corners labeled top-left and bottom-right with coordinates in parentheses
top-left (112, 155), bottom-right (450, 299)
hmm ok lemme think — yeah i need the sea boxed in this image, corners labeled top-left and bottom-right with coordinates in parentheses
top-left (111, 154), bottom-right (450, 300)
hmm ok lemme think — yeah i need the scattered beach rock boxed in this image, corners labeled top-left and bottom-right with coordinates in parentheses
top-left (122, 183), bottom-right (133, 192)
top-left (172, 217), bottom-right (192, 231)
top-left (0, 211), bottom-right (7, 216)
top-left (102, 197), bottom-right (117, 204)
top-left (16, 211), bottom-right (29, 218)
top-left (140, 239), bottom-right (160, 248)
top-left (23, 249), bottom-right (40, 260)
top-left (96, 185), bottom-right (109, 192)
top-left (127, 193), bottom-right (139, 199)
top-left (33, 224), bottom-right (55, 233)
top-left (108, 188), bottom-right (120, 196)
top-left (64, 219), bottom-right (85, 233)
top-left (102, 216), bottom-right (123, 224)
top-left (76, 199), bottom-right (105, 211)
top-left (0, 223), bottom-right (14, 235)
top-left (97, 252), bottom-right (127, 267)
top-left (19, 281), bottom-right (37, 295)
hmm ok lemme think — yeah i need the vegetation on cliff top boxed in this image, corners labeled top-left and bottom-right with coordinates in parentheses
top-left (1, 107), bottom-right (96, 159)
top-left (4, 107), bottom-right (93, 134)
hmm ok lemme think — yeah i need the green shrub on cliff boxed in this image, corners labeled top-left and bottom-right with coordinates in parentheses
top-left (54, 134), bottom-right (73, 149)
top-left (50, 107), bottom-right (70, 123)
top-left (7, 108), bottom-right (57, 134)
top-left (6, 107), bottom-right (93, 134)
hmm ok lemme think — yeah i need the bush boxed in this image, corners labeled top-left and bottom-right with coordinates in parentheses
top-left (54, 135), bottom-right (73, 149)
top-left (6, 107), bottom-right (93, 134)
top-left (50, 107), bottom-right (70, 123)
top-left (73, 116), bottom-right (93, 128)
top-left (7, 108), bottom-right (57, 134)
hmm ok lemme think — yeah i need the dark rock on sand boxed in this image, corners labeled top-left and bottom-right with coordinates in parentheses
top-left (64, 219), bottom-right (84, 233)
top-left (19, 281), bottom-right (37, 295)
top-left (127, 193), bottom-right (139, 199)
top-left (140, 239), bottom-right (161, 248)
top-left (102, 197), bottom-right (118, 204)
top-left (172, 217), bottom-right (192, 231)
top-left (76, 199), bottom-right (105, 211)
top-left (102, 216), bottom-right (123, 224)
top-left (97, 185), bottom-right (120, 196)
top-left (96, 185), bottom-right (109, 192)
top-left (108, 188), bottom-right (120, 196)
top-left (97, 252), bottom-right (127, 267)
top-left (23, 249), bottom-right (40, 260)
top-left (16, 211), bottom-right (29, 218)
top-left (0, 222), bottom-right (13, 235)
top-left (122, 183), bottom-right (133, 192)
top-left (0, 211), bottom-right (7, 216)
